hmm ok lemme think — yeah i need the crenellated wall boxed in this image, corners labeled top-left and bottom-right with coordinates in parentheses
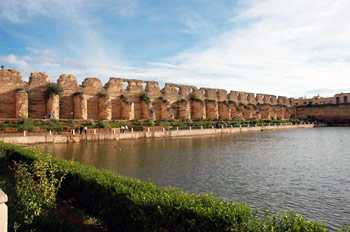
top-left (0, 69), bottom-right (294, 120)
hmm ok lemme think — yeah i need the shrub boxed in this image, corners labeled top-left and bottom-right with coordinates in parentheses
top-left (72, 91), bottom-right (84, 96)
top-left (11, 158), bottom-right (65, 225)
top-left (140, 92), bottom-right (151, 103)
top-left (14, 87), bottom-right (24, 92)
top-left (205, 98), bottom-right (216, 103)
top-left (44, 83), bottom-right (63, 98)
top-left (229, 100), bottom-right (241, 111)
top-left (289, 118), bottom-right (301, 123)
top-left (177, 98), bottom-right (187, 104)
top-left (121, 94), bottom-right (131, 104)
top-left (65, 120), bottom-right (76, 128)
top-left (143, 119), bottom-right (154, 127)
top-left (97, 91), bottom-right (109, 98)
top-left (131, 119), bottom-right (141, 126)
top-left (0, 123), bottom-right (10, 132)
top-left (157, 120), bottom-right (171, 127)
top-left (218, 100), bottom-right (229, 107)
top-left (160, 96), bottom-right (169, 104)
top-left (96, 120), bottom-right (109, 128)
top-left (110, 121), bottom-right (130, 128)
top-left (40, 120), bottom-right (64, 131)
top-left (17, 117), bottom-right (35, 132)
top-left (239, 102), bottom-right (250, 109)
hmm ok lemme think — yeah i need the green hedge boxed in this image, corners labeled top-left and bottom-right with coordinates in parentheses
top-left (1, 143), bottom-right (341, 232)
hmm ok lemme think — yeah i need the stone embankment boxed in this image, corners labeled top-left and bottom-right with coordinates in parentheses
top-left (0, 124), bottom-right (315, 145)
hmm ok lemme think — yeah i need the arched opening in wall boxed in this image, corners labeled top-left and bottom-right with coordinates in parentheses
top-left (343, 96), bottom-right (348, 103)
top-left (191, 100), bottom-right (204, 120)
top-left (153, 97), bottom-right (170, 120)
top-left (142, 82), bottom-right (146, 91)
top-left (205, 100), bottom-right (217, 120)
top-left (174, 87), bottom-right (179, 94)
top-left (336, 97), bottom-right (340, 104)
top-left (176, 100), bottom-right (187, 120)
top-left (28, 89), bottom-right (47, 119)
top-left (152, 100), bottom-right (159, 120)
top-left (60, 95), bottom-right (74, 119)
top-left (133, 97), bottom-right (142, 120)
top-left (203, 90), bottom-right (208, 98)
top-left (87, 96), bottom-right (99, 120)
top-left (218, 101), bottom-right (229, 120)
top-left (159, 83), bottom-right (165, 90)
top-left (123, 82), bottom-right (128, 91)
top-left (0, 90), bottom-right (16, 118)
top-left (111, 98), bottom-right (122, 119)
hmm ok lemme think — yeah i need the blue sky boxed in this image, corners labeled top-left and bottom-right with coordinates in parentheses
top-left (1, 0), bottom-right (350, 98)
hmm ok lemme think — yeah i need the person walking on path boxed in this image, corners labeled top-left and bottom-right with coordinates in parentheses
top-left (125, 125), bottom-right (128, 132)
top-left (84, 126), bottom-right (88, 135)
top-left (75, 125), bottom-right (79, 134)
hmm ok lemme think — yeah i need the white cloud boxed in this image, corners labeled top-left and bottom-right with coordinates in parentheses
top-left (0, 54), bottom-right (29, 70)
top-left (105, 0), bottom-right (139, 17)
top-left (1, 0), bottom-right (350, 98)
top-left (140, 0), bottom-right (350, 97)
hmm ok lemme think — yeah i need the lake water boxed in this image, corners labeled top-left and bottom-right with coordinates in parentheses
top-left (34, 127), bottom-right (350, 230)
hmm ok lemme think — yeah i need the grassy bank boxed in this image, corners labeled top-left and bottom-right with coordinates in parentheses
top-left (1, 143), bottom-right (347, 231)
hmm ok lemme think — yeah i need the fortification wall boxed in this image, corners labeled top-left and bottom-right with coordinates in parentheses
top-left (0, 69), bottom-right (293, 121)
top-left (296, 104), bottom-right (350, 121)
top-left (0, 69), bottom-right (25, 118)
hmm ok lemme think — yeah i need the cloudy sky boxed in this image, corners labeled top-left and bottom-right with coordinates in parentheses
top-left (0, 0), bottom-right (349, 98)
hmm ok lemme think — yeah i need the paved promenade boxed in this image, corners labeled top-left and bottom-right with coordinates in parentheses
top-left (0, 124), bottom-right (315, 145)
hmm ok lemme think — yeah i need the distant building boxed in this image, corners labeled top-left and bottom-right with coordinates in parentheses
top-left (334, 93), bottom-right (350, 104)
top-left (292, 93), bottom-right (350, 106)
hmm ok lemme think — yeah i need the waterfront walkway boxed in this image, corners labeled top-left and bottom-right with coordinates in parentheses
top-left (0, 123), bottom-right (316, 145)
